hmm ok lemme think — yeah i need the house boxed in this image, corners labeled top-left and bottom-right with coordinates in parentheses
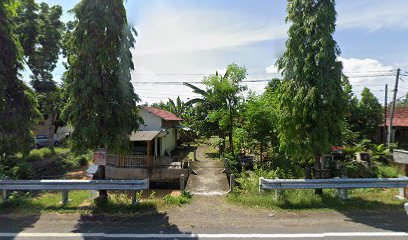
top-left (34, 118), bottom-right (73, 143)
top-left (377, 107), bottom-right (408, 149)
top-left (103, 106), bottom-right (188, 182)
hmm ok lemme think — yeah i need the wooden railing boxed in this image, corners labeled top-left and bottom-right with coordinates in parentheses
top-left (107, 155), bottom-right (150, 168)
top-left (106, 154), bottom-right (182, 169)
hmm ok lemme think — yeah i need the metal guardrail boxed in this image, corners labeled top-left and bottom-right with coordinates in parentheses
top-left (0, 179), bottom-right (149, 205)
top-left (259, 177), bottom-right (408, 200)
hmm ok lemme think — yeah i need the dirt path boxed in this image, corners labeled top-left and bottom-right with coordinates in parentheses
top-left (185, 144), bottom-right (229, 195)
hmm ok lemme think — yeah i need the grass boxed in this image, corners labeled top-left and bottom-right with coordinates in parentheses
top-left (23, 147), bottom-right (70, 162)
top-left (0, 190), bottom-right (93, 214)
top-left (0, 189), bottom-right (191, 215)
top-left (226, 188), bottom-right (407, 212)
top-left (162, 191), bottom-right (192, 206)
top-left (25, 148), bottom-right (55, 162)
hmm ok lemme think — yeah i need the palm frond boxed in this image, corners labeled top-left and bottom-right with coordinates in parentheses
top-left (184, 82), bottom-right (207, 97)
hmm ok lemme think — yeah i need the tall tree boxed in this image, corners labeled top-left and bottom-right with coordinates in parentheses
top-left (355, 88), bottom-right (383, 140)
top-left (203, 64), bottom-right (247, 153)
top-left (63, 0), bottom-right (140, 154)
top-left (0, 0), bottom-right (39, 158)
top-left (277, 0), bottom-right (345, 182)
top-left (243, 94), bottom-right (276, 160)
top-left (341, 76), bottom-right (360, 144)
top-left (16, 0), bottom-right (64, 147)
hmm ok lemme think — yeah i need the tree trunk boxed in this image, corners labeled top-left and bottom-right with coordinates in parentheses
top-left (97, 165), bottom-right (108, 202)
top-left (229, 103), bottom-right (234, 153)
top-left (47, 111), bottom-right (57, 148)
top-left (314, 154), bottom-right (323, 195)
top-left (260, 143), bottom-right (263, 162)
top-left (304, 164), bottom-right (312, 179)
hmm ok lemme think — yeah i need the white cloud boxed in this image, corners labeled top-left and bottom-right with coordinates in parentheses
top-left (338, 57), bottom-right (406, 104)
top-left (133, 5), bottom-right (287, 57)
top-left (339, 57), bottom-right (393, 83)
top-left (131, 3), bottom-right (287, 104)
top-left (265, 65), bottom-right (279, 74)
top-left (337, 1), bottom-right (408, 31)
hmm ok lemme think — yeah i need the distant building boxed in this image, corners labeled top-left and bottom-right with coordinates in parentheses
top-left (378, 107), bottom-right (408, 149)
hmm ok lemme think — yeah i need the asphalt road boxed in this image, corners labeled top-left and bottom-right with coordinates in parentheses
top-left (0, 209), bottom-right (407, 240)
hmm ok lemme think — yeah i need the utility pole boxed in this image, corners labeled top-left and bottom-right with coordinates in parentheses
top-left (384, 84), bottom-right (388, 144)
top-left (387, 68), bottom-right (401, 148)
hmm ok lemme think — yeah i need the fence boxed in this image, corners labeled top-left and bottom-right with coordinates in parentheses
top-left (259, 177), bottom-right (408, 200)
top-left (106, 155), bottom-right (150, 168)
top-left (0, 179), bottom-right (149, 205)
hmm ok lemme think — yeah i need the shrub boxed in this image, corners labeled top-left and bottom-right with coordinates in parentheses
top-left (341, 161), bottom-right (375, 178)
top-left (224, 153), bottom-right (241, 175)
top-left (25, 150), bottom-right (42, 162)
top-left (25, 148), bottom-right (55, 162)
top-left (373, 164), bottom-right (401, 178)
top-left (162, 191), bottom-right (192, 206)
top-left (10, 162), bottom-right (33, 179)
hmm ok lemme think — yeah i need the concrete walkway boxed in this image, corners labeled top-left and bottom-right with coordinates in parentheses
top-left (185, 144), bottom-right (229, 196)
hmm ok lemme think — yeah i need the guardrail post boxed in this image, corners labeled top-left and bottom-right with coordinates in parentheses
top-left (228, 174), bottom-right (235, 193)
top-left (338, 188), bottom-right (348, 200)
top-left (180, 174), bottom-right (185, 193)
top-left (194, 150), bottom-right (197, 161)
top-left (337, 176), bottom-right (348, 200)
top-left (259, 177), bottom-right (265, 194)
top-left (131, 191), bottom-right (138, 205)
top-left (62, 190), bottom-right (69, 205)
top-left (2, 190), bottom-right (8, 202)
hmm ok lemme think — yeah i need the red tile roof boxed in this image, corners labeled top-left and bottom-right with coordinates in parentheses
top-left (384, 107), bottom-right (408, 127)
top-left (143, 107), bottom-right (183, 121)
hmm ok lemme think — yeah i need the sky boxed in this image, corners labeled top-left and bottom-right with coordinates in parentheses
top-left (22, 0), bottom-right (408, 105)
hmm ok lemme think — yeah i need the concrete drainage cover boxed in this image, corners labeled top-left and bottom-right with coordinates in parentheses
top-left (191, 191), bottom-right (228, 196)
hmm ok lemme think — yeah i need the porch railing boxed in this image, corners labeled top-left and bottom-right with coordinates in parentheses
top-left (106, 154), bottom-right (150, 168)
top-left (106, 155), bottom-right (179, 168)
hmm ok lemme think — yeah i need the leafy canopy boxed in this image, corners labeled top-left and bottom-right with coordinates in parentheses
top-left (277, 0), bottom-right (345, 163)
top-left (0, 0), bottom-right (40, 157)
top-left (62, 0), bottom-right (140, 154)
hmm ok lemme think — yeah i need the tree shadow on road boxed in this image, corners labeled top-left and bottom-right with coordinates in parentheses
top-left (0, 196), bottom-right (41, 239)
top-left (74, 199), bottom-right (197, 239)
top-left (276, 191), bottom-right (408, 232)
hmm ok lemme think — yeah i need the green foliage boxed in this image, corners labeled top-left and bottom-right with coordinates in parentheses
top-left (62, 150), bottom-right (92, 169)
top-left (184, 64), bottom-right (247, 154)
top-left (374, 163), bottom-right (401, 178)
top-left (63, 0), bottom-right (141, 154)
top-left (235, 159), bottom-right (303, 194)
top-left (15, 0), bottom-right (65, 147)
top-left (277, 0), bottom-right (345, 166)
top-left (224, 153), bottom-right (240, 176)
top-left (0, 0), bottom-right (40, 158)
top-left (16, 0), bottom-right (64, 85)
top-left (227, 188), bottom-right (405, 211)
top-left (162, 191), bottom-right (192, 206)
top-left (241, 93), bottom-right (277, 157)
top-left (341, 161), bottom-right (376, 178)
top-left (25, 147), bottom-right (55, 162)
top-left (347, 88), bottom-right (383, 141)
top-left (10, 161), bottom-right (33, 179)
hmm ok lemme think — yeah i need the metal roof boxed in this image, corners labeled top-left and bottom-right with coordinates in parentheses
top-left (383, 107), bottom-right (408, 127)
top-left (143, 107), bottom-right (183, 121)
top-left (129, 131), bottom-right (160, 141)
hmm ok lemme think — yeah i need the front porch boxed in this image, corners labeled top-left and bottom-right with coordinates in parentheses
top-left (106, 154), bottom-right (182, 169)
top-left (105, 154), bottom-right (188, 182)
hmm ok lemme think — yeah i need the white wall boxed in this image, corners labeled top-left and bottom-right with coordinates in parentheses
top-left (160, 128), bottom-right (176, 156)
top-left (138, 108), bottom-right (162, 131)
